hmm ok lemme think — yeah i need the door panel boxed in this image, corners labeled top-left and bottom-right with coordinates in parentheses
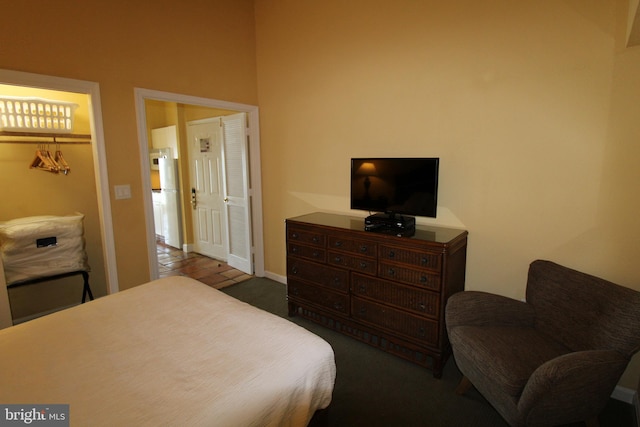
top-left (222, 113), bottom-right (252, 274)
top-left (187, 118), bottom-right (226, 260)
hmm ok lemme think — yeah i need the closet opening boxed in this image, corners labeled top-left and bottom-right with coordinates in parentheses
top-left (0, 70), bottom-right (117, 327)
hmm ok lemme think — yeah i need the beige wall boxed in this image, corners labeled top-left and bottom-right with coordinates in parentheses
top-left (0, 85), bottom-right (107, 319)
top-left (254, 0), bottom-right (640, 388)
top-left (0, 0), bottom-right (258, 290)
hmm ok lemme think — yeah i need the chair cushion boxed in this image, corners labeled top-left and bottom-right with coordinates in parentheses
top-left (449, 325), bottom-right (570, 397)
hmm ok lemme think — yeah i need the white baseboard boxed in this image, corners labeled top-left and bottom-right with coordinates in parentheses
top-left (622, 385), bottom-right (640, 427)
top-left (611, 385), bottom-right (637, 405)
top-left (634, 388), bottom-right (640, 427)
top-left (182, 243), bottom-right (194, 253)
top-left (264, 270), bottom-right (286, 284)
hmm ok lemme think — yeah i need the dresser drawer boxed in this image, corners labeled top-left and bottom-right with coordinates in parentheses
top-left (287, 257), bottom-right (349, 293)
top-left (351, 273), bottom-right (439, 318)
top-left (378, 262), bottom-right (441, 291)
top-left (351, 297), bottom-right (438, 346)
top-left (327, 251), bottom-right (377, 275)
top-left (288, 279), bottom-right (349, 316)
top-left (327, 234), bottom-right (377, 258)
top-left (288, 242), bottom-right (326, 263)
top-left (287, 225), bottom-right (326, 248)
top-left (379, 245), bottom-right (442, 272)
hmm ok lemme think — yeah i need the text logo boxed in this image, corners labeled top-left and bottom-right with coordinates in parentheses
top-left (0, 405), bottom-right (69, 426)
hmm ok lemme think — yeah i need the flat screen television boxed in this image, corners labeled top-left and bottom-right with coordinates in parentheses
top-left (351, 157), bottom-right (439, 219)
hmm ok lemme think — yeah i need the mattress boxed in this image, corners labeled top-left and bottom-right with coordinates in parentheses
top-left (0, 276), bottom-right (336, 426)
top-left (0, 213), bottom-right (89, 285)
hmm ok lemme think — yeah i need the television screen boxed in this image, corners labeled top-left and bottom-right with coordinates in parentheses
top-left (351, 158), bottom-right (439, 218)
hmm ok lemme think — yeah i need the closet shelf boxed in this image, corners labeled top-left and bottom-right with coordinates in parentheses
top-left (0, 131), bottom-right (91, 144)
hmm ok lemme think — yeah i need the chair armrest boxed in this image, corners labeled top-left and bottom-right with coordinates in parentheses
top-left (517, 350), bottom-right (628, 425)
top-left (445, 291), bottom-right (535, 329)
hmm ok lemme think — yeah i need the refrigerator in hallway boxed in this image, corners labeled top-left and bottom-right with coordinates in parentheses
top-left (158, 155), bottom-right (183, 249)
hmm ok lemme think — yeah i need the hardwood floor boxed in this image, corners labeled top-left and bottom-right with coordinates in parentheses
top-left (156, 240), bottom-right (252, 289)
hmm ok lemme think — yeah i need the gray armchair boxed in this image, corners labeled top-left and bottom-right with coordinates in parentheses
top-left (446, 260), bottom-right (640, 427)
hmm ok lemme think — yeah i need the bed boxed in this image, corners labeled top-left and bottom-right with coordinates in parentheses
top-left (0, 276), bottom-right (336, 426)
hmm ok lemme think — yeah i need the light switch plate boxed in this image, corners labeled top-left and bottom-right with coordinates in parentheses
top-left (114, 184), bottom-right (132, 200)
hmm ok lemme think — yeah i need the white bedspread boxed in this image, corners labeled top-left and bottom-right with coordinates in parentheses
top-left (0, 277), bottom-right (336, 426)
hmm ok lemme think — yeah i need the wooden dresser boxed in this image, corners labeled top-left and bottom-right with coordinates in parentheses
top-left (286, 212), bottom-right (468, 377)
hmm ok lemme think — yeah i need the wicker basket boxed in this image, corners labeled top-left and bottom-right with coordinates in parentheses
top-left (0, 96), bottom-right (78, 134)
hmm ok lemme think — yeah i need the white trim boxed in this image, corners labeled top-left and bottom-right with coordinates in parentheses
top-left (612, 385), bottom-right (637, 404)
top-left (0, 69), bottom-right (119, 295)
top-left (133, 93), bottom-right (159, 281)
top-left (634, 388), bottom-right (640, 427)
top-left (0, 256), bottom-right (11, 328)
top-left (133, 88), bottom-right (264, 279)
top-left (265, 271), bottom-right (287, 285)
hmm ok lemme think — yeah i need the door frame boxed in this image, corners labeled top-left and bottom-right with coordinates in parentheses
top-left (133, 88), bottom-right (265, 279)
top-left (0, 69), bottom-right (119, 328)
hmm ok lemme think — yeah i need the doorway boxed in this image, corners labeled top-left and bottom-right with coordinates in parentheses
top-left (151, 125), bottom-right (183, 250)
top-left (0, 69), bottom-right (118, 327)
top-left (134, 88), bottom-right (264, 280)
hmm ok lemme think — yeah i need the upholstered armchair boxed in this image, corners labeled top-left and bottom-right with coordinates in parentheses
top-left (446, 260), bottom-right (640, 427)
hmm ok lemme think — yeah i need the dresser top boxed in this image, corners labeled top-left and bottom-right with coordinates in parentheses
top-left (287, 212), bottom-right (467, 244)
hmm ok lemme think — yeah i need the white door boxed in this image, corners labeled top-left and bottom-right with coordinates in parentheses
top-left (222, 113), bottom-right (252, 274)
top-left (187, 118), bottom-right (227, 260)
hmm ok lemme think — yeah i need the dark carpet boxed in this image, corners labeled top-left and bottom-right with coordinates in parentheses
top-left (221, 277), bottom-right (637, 427)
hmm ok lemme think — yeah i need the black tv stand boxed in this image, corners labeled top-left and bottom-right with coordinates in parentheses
top-left (364, 213), bottom-right (416, 236)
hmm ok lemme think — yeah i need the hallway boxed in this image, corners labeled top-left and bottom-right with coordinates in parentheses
top-left (156, 240), bottom-right (252, 289)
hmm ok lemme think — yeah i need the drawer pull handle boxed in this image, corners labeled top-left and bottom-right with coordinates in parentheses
top-left (291, 247), bottom-right (298, 253)
top-left (421, 257), bottom-right (428, 265)
top-left (389, 250), bottom-right (395, 258)
top-left (419, 302), bottom-right (426, 310)
top-left (333, 277), bottom-right (341, 284)
top-left (291, 287), bottom-right (299, 296)
top-left (312, 251), bottom-right (320, 258)
top-left (359, 307), bottom-right (367, 315)
top-left (359, 245), bottom-right (368, 253)
top-left (334, 302), bottom-right (343, 310)
top-left (334, 256), bottom-right (342, 263)
top-left (359, 285), bottom-right (366, 293)
top-left (291, 232), bottom-right (298, 239)
top-left (334, 241), bottom-right (343, 247)
top-left (388, 268), bottom-right (395, 276)
top-left (291, 267), bottom-right (298, 275)
top-left (420, 276), bottom-right (428, 283)
top-left (359, 262), bottom-right (368, 269)
top-left (312, 236), bottom-right (319, 243)
top-left (419, 327), bottom-right (426, 337)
